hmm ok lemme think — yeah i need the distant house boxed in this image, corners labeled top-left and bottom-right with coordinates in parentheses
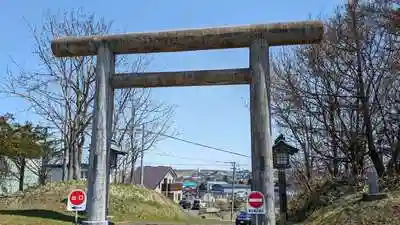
top-left (236, 169), bottom-right (251, 180)
top-left (132, 166), bottom-right (183, 202)
top-left (43, 163), bottom-right (89, 181)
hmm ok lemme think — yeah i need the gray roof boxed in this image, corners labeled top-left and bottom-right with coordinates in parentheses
top-left (132, 166), bottom-right (177, 189)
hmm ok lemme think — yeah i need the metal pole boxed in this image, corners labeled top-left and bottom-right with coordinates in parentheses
top-left (130, 101), bottom-right (135, 184)
top-left (140, 123), bottom-right (144, 185)
top-left (62, 88), bottom-right (69, 182)
top-left (231, 162), bottom-right (236, 221)
top-left (75, 211), bottom-right (78, 225)
top-left (82, 42), bottom-right (114, 225)
top-left (278, 169), bottom-right (287, 225)
top-left (196, 168), bottom-right (200, 198)
top-left (249, 39), bottom-right (275, 225)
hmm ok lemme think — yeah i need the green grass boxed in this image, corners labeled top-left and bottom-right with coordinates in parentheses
top-left (0, 180), bottom-right (216, 225)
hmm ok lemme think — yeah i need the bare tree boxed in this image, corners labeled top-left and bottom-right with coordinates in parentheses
top-left (2, 9), bottom-right (110, 180)
top-left (112, 89), bottom-right (176, 184)
top-left (270, 0), bottom-right (398, 179)
top-left (1, 9), bottom-right (176, 181)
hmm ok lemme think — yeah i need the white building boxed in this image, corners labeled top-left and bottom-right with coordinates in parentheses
top-left (43, 163), bottom-right (89, 182)
top-left (0, 157), bottom-right (39, 194)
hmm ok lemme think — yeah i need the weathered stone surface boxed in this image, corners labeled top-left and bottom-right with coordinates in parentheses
top-left (110, 68), bottom-right (250, 88)
top-left (51, 20), bottom-right (324, 57)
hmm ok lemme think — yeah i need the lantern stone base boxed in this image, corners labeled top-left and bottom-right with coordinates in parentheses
top-left (361, 192), bottom-right (387, 202)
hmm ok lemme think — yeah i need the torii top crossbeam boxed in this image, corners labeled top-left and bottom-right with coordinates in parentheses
top-left (51, 20), bottom-right (324, 57)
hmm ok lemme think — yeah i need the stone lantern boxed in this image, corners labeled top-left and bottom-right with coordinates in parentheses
top-left (272, 134), bottom-right (299, 225)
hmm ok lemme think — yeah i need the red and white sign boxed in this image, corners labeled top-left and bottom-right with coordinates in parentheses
top-left (246, 191), bottom-right (265, 214)
top-left (67, 189), bottom-right (87, 211)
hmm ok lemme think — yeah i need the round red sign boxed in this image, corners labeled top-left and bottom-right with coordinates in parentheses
top-left (69, 190), bottom-right (86, 206)
top-left (248, 191), bottom-right (264, 208)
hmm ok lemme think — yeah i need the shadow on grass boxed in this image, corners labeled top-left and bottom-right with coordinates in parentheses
top-left (0, 209), bottom-right (79, 222)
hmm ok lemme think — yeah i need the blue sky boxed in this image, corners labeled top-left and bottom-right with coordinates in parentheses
top-left (0, 0), bottom-right (341, 170)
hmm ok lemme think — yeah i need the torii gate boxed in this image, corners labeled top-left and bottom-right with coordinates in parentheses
top-left (51, 21), bottom-right (323, 225)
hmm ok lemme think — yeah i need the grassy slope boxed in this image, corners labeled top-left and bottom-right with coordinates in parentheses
top-left (290, 180), bottom-right (400, 225)
top-left (0, 180), bottom-right (193, 225)
top-left (298, 192), bottom-right (400, 225)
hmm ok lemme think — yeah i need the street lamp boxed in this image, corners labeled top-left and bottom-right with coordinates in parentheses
top-left (274, 151), bottom-right (289, 169)
top-left (272, 134), bottom-right (299, 225)
top-left (110, 140), bottom-right (127, 169)
top-left (272, 134), bottom-right (298, 169)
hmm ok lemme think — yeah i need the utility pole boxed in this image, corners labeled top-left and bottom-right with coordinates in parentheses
top-left (62, 85), bottom-right (69, 182)
top-left (139, 123), bottom-right (145, 185)
top-left (230, 162), bottom-right (237, 221)
top-left (130, 102), bottom-right (135, 184)
top-left (196, 168), bottom-right (200, 199)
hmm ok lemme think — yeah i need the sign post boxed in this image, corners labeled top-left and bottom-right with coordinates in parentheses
top-left (247, 191), bottom-right (266, 214)
top-left (67, 189), bottom-right (87, 225)
top-left (247, 191), bottom-right (266, 225)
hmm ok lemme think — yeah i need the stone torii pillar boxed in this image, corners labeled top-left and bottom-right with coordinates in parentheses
top-left (51, 21), bottom-right (323, 225)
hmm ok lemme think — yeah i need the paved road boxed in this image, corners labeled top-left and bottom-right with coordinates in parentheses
top-left (184, 209), bottom-right (199, 217)
top-left (124, 211), bottom-right (234, 225)
top-left (184, 209), bottom-right (235, 222)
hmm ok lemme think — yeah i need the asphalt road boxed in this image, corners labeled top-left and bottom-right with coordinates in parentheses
top-left (184, 208), bottom-right (242, 222)
top-left (184, 209), bottom-right (199, 217)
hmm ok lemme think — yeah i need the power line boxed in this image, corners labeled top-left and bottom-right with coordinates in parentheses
top-left (152, 152), bottom-right (226, 163)
top-left (145, 130), bottom-right (249, 157)
top-left (143, 159), bottom-right (249, 167)
top-left (151, 152), bottom-right (250, 168)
